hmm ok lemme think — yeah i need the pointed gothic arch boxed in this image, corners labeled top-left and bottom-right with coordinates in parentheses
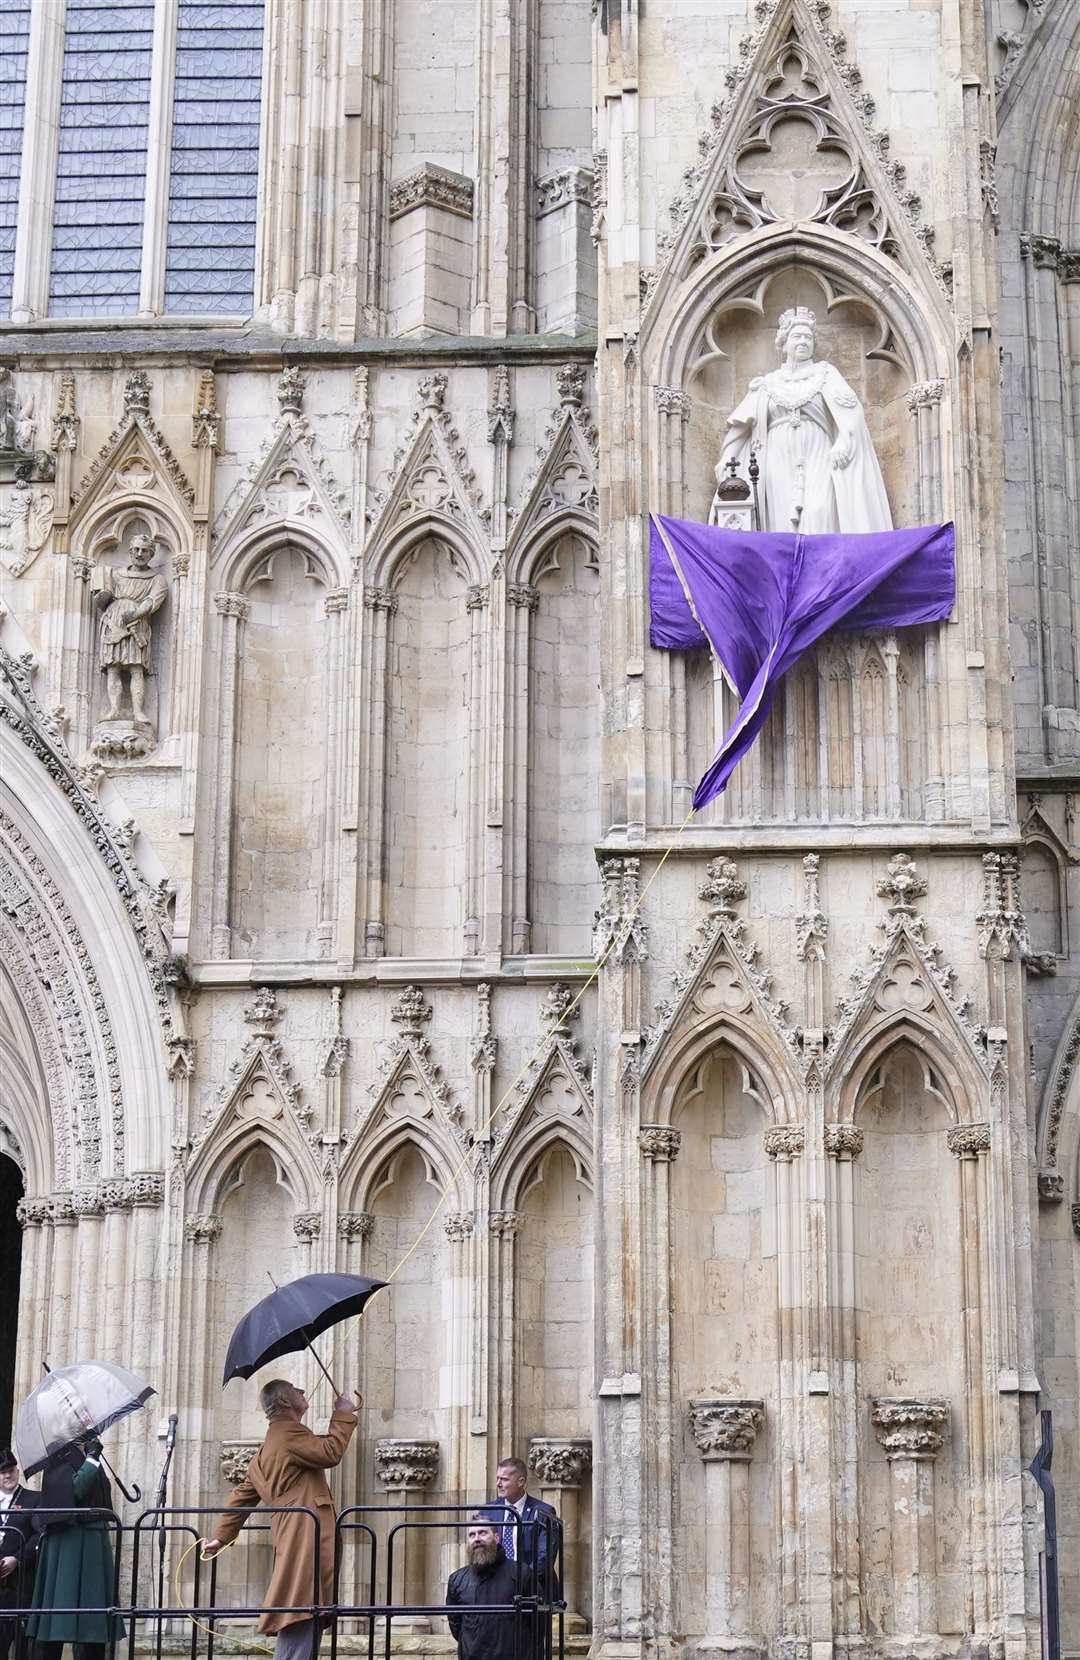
top-left (643, 1014), bottom-right (798, 1128)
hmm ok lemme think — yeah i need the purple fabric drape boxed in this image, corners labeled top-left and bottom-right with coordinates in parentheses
top-left (649, 514), bottom-right (955, 808)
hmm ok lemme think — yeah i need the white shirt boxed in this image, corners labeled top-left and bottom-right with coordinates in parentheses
top-left (503, 1493), bottom-right (527, 1559)
top-left (0, 1489), bottom-right (16, 1515)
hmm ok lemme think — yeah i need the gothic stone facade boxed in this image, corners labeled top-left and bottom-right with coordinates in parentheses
top-left (0, 0), bottom-right (1078, 1658)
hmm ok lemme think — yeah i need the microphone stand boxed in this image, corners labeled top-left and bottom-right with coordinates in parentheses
top-left (153, 1416), bottom-right (178, 1660)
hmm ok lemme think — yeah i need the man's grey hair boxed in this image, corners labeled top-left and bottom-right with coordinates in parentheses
top-left (497, 1456), bottom-right (527, 1479)
top-left (259, 1379), bottom-right (297, 1419)
top-left (468, 1512), bottom-right (499, 1527)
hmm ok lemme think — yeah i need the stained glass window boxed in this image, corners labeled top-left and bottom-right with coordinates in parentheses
top-left (0, 3), bottom-right (30, 317)
top-left (164, 1), bottom-right (264, 315)
top-left (48, 2), bottom-right (154, 318)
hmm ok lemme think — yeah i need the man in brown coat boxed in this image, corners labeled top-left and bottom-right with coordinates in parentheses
top-left (201, 1379), bottom-right (359, 1660)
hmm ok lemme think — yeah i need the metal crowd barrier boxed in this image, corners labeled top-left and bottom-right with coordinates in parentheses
top-left (1, 1504), bottom-right (565, 1660)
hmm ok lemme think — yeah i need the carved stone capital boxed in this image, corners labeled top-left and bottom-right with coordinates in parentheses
top-left (338, 1211), bottom-right (375, 1242)
top-left (374, 1439), bottom-right (440, 1489)
top-left (688, 1398), bottom-right (764, 1460)
top-left (364, 586), bottom-right (398, 614)
top-left (185, 1213), bottom-right (223, 1245)
top-left (324, 587), bottom-right (349, 616)
top-left (444, 1212), bottom-right (474, 1242)
top-left (946, 1122), bottom-right (990, 1159)
top-left (214, 590), bottom-right (250, 622)
top-left (73, 1188), bottom-right (105, 1218)
top-left (639, 1125), bottom-right (682, 1162)
top-left (293, 1212), bottom-right (321, 1242)
top-left (49, 1193), bottom-right (77, 1226)
top-left (654, 386), bottom-right (691, 420)
top-left (825, 1124), bottom-right (864, 1160)
top-left (1020, 234), bottom-right (1062, 272)
top-left (507, 582), bottom-right (539, 611)
top-left (390, 165), bottom-right (474, 222)
top-left (536, 167), bottom-right (594, 217)
top-left (220, 1442), bottom-right (260, 1487)
top-left (764, 1124), bottom-right (805, 1161)
top-left (1060, 250), bottom-right (1080, 285)
top-left (905, 379), bottom-right (945, 412)
top-left (100, 1180), bottom-right (132, 1212)
top-left (126, 1172), bottom-right (165, 1207)
top-left (490, 1209), bottom-right (525, 1237)
top-left (16, 1197), bottom-right (51, 1229)
top-left (528, 1437), bottom-right (593, 1488)
top-left (871, 1396), bottom-right (949, 1459)
top-left (1072, 1203), bottom-right (1080, 1237)
top-left (466, 584), bottom-right (489, 613)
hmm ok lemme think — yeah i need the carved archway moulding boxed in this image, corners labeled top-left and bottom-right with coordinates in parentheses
top-left (1037, 992), bottom-right (1080, 1188)
top-left (0, 703), bottom-right (175, 1178)
top-left (646, 223), bottom-right (949, 393)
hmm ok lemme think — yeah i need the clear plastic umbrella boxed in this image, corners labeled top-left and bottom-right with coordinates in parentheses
top-left (14, 1361), bottom-right (155, 1477)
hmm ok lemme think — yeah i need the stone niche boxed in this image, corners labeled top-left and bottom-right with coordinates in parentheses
top-left (682, 265), bottom-right (917, 531)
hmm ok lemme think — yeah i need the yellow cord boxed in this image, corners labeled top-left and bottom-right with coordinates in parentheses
top-left (174, 1537), bottom-right (274, 1652)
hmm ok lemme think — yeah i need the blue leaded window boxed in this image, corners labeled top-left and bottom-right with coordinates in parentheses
top-left (0, 2), bottom-right (30, 317)
top-left (163, 0), bottom-right (264, 315)
top-left (48, 1), bottom-right (154, 318)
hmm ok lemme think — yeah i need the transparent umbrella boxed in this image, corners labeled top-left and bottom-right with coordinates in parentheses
top-left (14, 1361), bottom-right (155, 1478)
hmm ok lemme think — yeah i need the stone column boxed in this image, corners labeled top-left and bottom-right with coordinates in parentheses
top-left (527, 1438), bottom-right (592, 1623)
top-left (47, 1194), bottom-right (77, 1374)
top-left (506, 584), bottom-right (537, 953)
top-left (360, 588), bottom-right (396, 957)
top-left (209, 592), bottom-right (249, 958)
top-left (640, 1124), bottom-right (681, 1637)
top-left (14, 1199), bottom-right (51, 1403)
top-left (688, 1400), bottom-right (765, 1655)
top-left (373, 1440), bottom-right (440, 1628)
top-left (489, 1211), bottom-right (524, 1460)
top-left (870, 1397), bottom-right (949, 1637)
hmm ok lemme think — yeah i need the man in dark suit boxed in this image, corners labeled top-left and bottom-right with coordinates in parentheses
top-left (446, 1512), bottom-right (531, 1660)
top-left (0, 1449), bottom-right (39, 1660)
top-left (493, 1460), bottom-right (561, 1602)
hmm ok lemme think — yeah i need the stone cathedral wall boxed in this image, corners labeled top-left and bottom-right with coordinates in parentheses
top-left (0, 0), bottom-right (1078, 1656)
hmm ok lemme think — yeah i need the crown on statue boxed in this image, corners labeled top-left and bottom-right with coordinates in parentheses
top-left (775, 306), bottom-right (817, 346)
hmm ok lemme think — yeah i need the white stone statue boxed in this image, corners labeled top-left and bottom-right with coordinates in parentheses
top-left (712, 306), bottom-right (892, 534)
top-left (0, 470), bottom-right (53, 575)
top-left (93, 530), bottom-right (168, 728)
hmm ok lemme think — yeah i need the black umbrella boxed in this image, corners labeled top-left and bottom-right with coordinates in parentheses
top-left (223, 1273), bottom-right (387, 1390)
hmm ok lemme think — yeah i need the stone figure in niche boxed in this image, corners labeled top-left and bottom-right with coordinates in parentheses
top-left (91, 529), bottom-right (169, 758)
top-left (0, 462), bottom-right (53, 575)
top-left (712, 307), bottom-right (892, 534)
top-left (0, 368), bottom-right (35, 454)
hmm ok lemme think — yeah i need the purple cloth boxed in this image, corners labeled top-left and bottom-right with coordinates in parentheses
top-left (649, 514), bottom-right (955, 808)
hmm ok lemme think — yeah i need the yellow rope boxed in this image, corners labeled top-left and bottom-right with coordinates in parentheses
top-left (174, 1537), bottom-right (274, 1652)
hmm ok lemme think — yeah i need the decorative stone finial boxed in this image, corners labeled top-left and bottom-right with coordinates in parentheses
top-left (876, 852), bottom-right (927, 919)
top-left (417, 373), bottom-right (447, 412)
top-left (244, 986), bottom-right (281, 1030)
top-left (390, 984), bottom-right (431, 1036)
top-left (699, 855), bottom-right (746, 916)
top-left (123, 372), bottom-right (151, 417)
top-left (277, 366), bottom-right (305, 416)
top-left (795, 853), bottom-right (827, 961)
top-left (556, 364), bottom-right (586, 407)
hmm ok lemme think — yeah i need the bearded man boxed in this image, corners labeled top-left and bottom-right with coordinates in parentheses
top-left (446, 1513), bottom-right (532, 1660)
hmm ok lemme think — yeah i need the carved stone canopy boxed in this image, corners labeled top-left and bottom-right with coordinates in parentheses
top-left (374, 1439), bottom-right (440, 1489)
top-left (870, 1396), bottom-right (949, 1459)
top-left (688, 1398), bottom-right (765, 1460)
top-left (528, 1437), bottom-right (593, 1489)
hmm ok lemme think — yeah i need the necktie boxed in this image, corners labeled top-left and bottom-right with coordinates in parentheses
top-left (502, 1510), bottom-right (515, 1560)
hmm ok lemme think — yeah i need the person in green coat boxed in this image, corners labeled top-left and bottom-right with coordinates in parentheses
top-left (26, 1440), bottom-right (122, 1660)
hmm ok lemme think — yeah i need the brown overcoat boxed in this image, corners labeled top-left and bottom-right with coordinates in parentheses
top-left (212, 1408), bottom-right (357, 1632)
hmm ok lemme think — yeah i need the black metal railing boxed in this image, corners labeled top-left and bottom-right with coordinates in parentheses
top-left (1, 1504), bottom-right (565, 1660)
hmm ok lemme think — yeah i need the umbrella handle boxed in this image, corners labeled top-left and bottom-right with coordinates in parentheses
top-left (100, 1454), bottom-right (141, 1505)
